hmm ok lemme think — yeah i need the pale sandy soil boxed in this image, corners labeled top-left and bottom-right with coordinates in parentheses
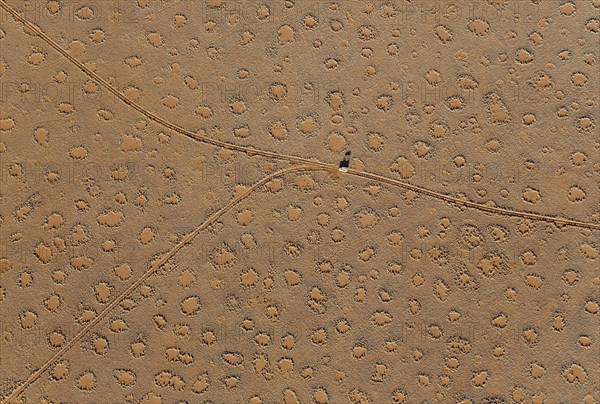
top-left (0, 0), bottom-right (599, 403)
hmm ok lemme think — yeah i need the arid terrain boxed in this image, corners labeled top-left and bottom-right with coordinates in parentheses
top-left (0, 0), bottom-right (599, 403)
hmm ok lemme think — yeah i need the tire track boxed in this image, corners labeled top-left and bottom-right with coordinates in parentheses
top-left (349, 169), bottom-right (600, 230)
top-left (1, 2), bottom-right (599, 401)
top-left (1, 0), bottom-right (597, 231)
top-left (0, 165), bottom-right (322, 404)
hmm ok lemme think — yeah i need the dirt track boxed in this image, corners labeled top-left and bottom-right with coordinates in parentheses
top-left (0, 1), bottom-right (600, 402)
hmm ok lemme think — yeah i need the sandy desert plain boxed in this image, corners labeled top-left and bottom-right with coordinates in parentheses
top-left (0, 0), bottom-right (599, 403)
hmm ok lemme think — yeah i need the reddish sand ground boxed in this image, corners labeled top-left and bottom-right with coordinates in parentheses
top-left (0, 0), bottom-right (598, 403)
